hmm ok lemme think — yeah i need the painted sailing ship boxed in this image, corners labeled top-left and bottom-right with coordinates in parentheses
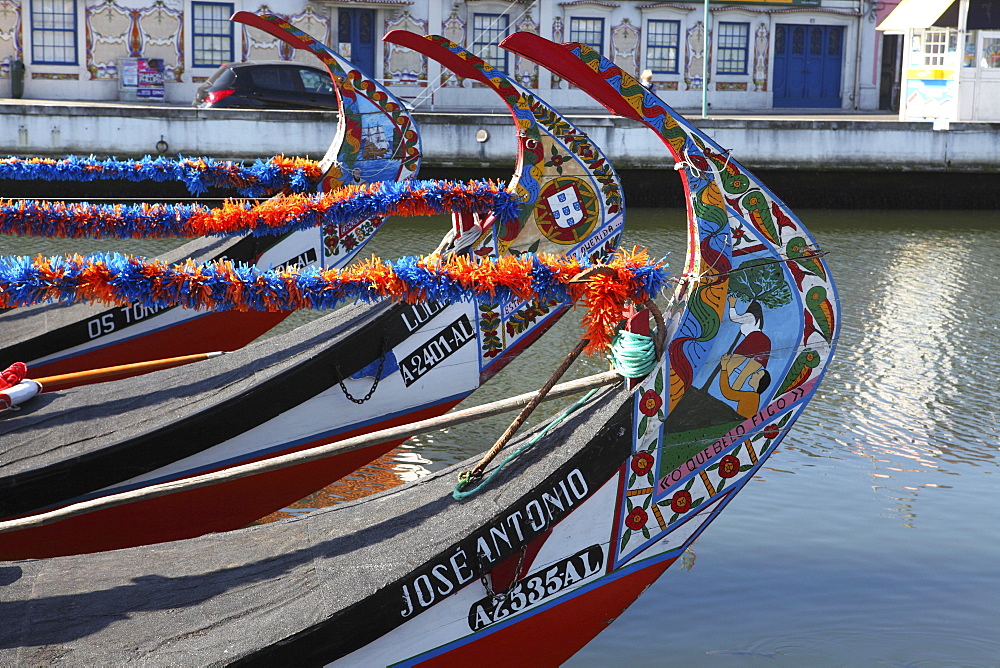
top-left (362, 124), bottom-right (391, 160)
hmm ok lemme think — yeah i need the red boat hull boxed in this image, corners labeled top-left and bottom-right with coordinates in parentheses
top-left (0, 398), bottom-right (461, 560)
top-left (416, 557), bottom-right (675, 666)
top-left (28, 310), bottom-right (292, 388)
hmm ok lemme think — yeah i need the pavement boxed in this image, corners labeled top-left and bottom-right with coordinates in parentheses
top-left (0, 95), bottom-right (905, 123)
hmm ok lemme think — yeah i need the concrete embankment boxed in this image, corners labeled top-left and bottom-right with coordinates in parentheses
top-left (1, 100), bottom-right (998, 208)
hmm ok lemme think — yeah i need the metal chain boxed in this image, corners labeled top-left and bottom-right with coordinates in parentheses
top-left (479, 545), bottom-right (528, 604)
top-left (337, 339), bottom-right (388, 405)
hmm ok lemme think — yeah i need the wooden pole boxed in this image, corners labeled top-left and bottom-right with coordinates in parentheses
top-left (0, 370), bottom-right (623, 534)
top-left (468, 338), bottom-right (589, 479)
top-left (33, 352), bottom-right (225, 392)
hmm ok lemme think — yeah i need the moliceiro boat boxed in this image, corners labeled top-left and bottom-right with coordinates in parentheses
top-left (0, 27), bottom-right (627, 559)
top-left (0, 12), bottom-right (420, 385)
top-left (0, 34), bottom-right (838, 664)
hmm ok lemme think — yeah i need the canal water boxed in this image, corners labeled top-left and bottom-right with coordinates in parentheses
top-left (4, 206), bottom-right (999, 665)
top-left (367, 207), bottom-right (1000, 666)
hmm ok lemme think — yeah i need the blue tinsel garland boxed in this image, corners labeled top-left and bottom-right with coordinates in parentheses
top-left (0, 155), bottom-right (320, 197)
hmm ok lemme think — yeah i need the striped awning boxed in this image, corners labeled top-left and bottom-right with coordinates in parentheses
top-left (877, 0), bottom-right (956, 31)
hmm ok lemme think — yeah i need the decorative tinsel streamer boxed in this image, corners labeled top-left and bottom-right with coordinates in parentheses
top-left (0, 179), bottom-right (520, 239)
top-left (0, 249), bottom-right (668, 353)
top-left (0, 155), bottom-right (321, 197)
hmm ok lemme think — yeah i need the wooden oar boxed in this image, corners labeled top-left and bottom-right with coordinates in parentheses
top-left (33, 352), bottom-right (225, 392)
top-left (0, 370), bottom-right (624, 534)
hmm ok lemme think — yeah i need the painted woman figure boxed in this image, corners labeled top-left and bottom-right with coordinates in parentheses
top-left (718, 353), bottom-right (770, 419)
top-left (721, 293), bottom-right (772, 414)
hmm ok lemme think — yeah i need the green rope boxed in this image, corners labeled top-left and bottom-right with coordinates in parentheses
top-left (453, 389), bottom-right (600, 500)
top-left (608, 330), bottom-right (657, 379)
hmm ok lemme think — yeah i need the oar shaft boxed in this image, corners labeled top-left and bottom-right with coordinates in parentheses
top-left (0, 370), bottom-right (623, 534)
top-left (34, 352), bottom-right (224, 391)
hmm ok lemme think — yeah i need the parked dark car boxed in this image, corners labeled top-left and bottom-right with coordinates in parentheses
top-left (193, 61), bottom-right (337, 110)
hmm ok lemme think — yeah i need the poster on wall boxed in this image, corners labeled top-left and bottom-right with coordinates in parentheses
top-left (121, 59), bottom-right (138, 88)
top-left (137, 59), bottom-right (164, 99)
top-left (902, 75), bottom-right (956, 119)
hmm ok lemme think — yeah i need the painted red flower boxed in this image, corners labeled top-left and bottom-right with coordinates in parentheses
top-left (631, 452), bottom-right (654, 476)
top-left (762, 424), bottom-right (780, 439)
top-left (718, 454), bottom-right (741, 479)
top-left (625, 507), bottom-right (648, 530)
top-left (670, 490), bottom-right (692, 514)
top-left (639, 390), bottom-right (662, 417)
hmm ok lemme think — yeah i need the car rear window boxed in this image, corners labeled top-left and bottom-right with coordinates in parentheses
top-left (246, 66), bottom-right (300, 92)
top-left (300, 68), bottom-right (333, 94)
top-left (207, 67), bottom-right (235, 89)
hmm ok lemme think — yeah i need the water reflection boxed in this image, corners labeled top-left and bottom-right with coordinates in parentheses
top-left (253, 445), bottom-right (432, 523)
top-left (798, 212), bottom-right (1000, 527)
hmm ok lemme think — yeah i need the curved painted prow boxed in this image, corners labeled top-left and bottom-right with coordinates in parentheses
top-left (384, 31), bottom-right (625, 262)
top-left (232, 12), bottom-right (421, 192)
top-left (503, 32), bottom-right (839, 413)
top-left (232, 13), bottom-right (421, 268)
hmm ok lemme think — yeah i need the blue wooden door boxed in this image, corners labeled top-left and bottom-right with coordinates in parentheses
top-left (773, 24), bottom-right (844, 108)
top-left (338, 9), bottom-right (376, 76)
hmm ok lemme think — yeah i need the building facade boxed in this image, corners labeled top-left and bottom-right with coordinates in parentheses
top-left (0, 0), bottom-right (884, 111)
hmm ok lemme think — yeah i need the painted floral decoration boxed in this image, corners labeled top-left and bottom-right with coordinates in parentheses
top-left (631, 452), bottom-right (654, 476)
top-left (670, 489), bottom-right (693, 514)
top-left (718, 454), bottom-right (741, 479)
top-left (639, 390), bottom-right (662, 417)
top-left (763, 424), bottom-right (780, 439)
top-left (689, 155), bottom-right (709, 172)
top-left (545, 145), bottom-right (567, 173)
top-left (625, 507), bottom-right (648, 530)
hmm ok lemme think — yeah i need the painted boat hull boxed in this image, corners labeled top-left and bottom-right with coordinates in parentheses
top-left (0, 31), bottom-right (840, 664)
top-left (1, 400), bottom-right (459, 558)
top-left (0, 357), bottom-right (803, 665)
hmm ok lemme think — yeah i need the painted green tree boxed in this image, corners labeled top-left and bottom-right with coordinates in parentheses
top-left (699, 258), bottom-right (793, 392)
top-left (728, 258), bottom-right (793, 309)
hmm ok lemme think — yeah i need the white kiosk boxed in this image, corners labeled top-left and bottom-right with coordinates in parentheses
top-left (878, 0), bottom-right (1000, 122)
